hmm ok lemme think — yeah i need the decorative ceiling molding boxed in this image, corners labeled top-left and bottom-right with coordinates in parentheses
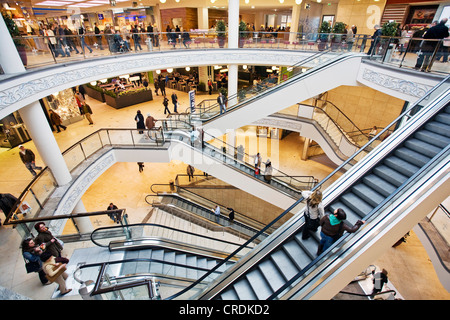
top-left (0, 49), bottom-right (311, 117)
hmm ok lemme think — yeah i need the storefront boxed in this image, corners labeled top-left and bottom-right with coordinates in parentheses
top-left (43, 88), bottom-right (84, 128)
top-left (0, 111), bottom-right (30, 149)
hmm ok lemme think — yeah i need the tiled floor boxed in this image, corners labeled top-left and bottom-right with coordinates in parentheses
top-left (0, 84), bottom-right (448, 300)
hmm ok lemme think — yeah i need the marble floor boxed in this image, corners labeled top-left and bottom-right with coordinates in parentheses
top-left (0, 85), bottom-right (448, 300)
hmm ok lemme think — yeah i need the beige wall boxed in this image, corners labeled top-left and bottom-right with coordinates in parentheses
top-left (336, 0), bottom-right (387, 35)
top-left (325, 85), bottom-right (405, 130)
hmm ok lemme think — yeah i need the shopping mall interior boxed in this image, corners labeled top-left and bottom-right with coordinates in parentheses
top-left (0, 0), bottom-right (449, 303)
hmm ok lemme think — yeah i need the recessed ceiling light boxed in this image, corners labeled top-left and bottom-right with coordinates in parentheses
top-left (34, 1), bottom-right (73, 6)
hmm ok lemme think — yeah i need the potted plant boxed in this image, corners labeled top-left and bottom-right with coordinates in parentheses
top-left (2, 13), bottom-right (27, 66)
top-left (331, 21), bottom-right (346, 50)
top-left (318, 21), bottom-right (331, 51)
top-left (216, 20), bottom-right (226, 48)
top-left (381, 21), bottom-right (399, 37)
top-left (381, 21), bottom-right (399, 61)
top-left (239, 21), bottom-right (249, 48)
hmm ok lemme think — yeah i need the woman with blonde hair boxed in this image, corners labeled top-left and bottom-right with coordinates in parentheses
top-left (301, 189), bottom-right (324, 240)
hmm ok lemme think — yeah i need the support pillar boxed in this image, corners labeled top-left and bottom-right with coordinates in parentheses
top-left (19, 101), bottom-right (72, 186)
top-left (289, 4), bottom-right (301, 44)
top-left (72, 200), bottom-right (94, 233)
top-left (0, 13), bottom-right (26, 73)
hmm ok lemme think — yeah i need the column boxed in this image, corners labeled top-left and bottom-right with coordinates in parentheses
top-left (227, 0), bottom-right (239, 104)
top-left (0, 14), bottom-right (26, 73)
top-left (19, 102), bottom-right (72, 186)
top-left (72, 200), bottom-right (95, 233)
top-left (289, 4), bottom-right (301, 44)
top-left (197, 7), bottom-right (209, 30)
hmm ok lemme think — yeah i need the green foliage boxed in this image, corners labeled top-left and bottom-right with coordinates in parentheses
top-left (381, 21), bottom-right (399, 37)
top-left (2, 13), bottom-right (24, 46)
top-left (239, 21), bottom-right (249, 38)
top-left (198, 81), bottom-right (206, 92)
top-left (216, 20), bottom-right (226, 38)
top-left (319, 21), bottom-right (331, 34)
top-left (332, 22), bottom-right (346, 34)
top-left (218, 87), bottom-right (227, 97)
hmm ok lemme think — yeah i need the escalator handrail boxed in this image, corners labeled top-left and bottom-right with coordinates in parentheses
top-left (164, 74), bottom-right (450, 300)
top-left (148, 192), bottom-right (272, 238)
top-left (200, 51), bottom-right (361, 124)
top-left (200, 130), bottom-right (316, 192)
top-left (90, 222), bottom-right (253, 249)
top-left (315, 98), bottom-right (369, 139)
top-left (198, 49), bottom-right (335, 119)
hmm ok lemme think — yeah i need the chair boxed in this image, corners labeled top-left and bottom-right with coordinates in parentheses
top-left (292, 41), bottom-right (299, 49)
top-left (283, 41), bottom-right (290, 49)
top-left (194, 39), bottom-right (201, 48)
top-left (307, 41), bottom-right (315, 50)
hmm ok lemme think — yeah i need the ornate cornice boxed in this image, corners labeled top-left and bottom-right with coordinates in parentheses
top-left (0, 49), bottom-right (310, 116)
top-left (361, 68), bottom-right (433, 99)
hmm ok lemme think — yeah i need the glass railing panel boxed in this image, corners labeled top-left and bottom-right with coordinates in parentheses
top-left (80, 133), bottom-right (103, 158)
top-left (368, 36), bottom-right (450, 74)
top-left (63, 144), bottom-right (87, 172)
top-left (102, 283), bottom-right (152, 300)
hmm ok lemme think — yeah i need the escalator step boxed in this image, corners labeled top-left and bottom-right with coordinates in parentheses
top-left (414, 130), bottom-right (450, 149)
top-left (425, 121), bottom-right (450, 138)
top-left (405, 138), bottom-right (441, 158)
top-left (415, 129), bottom-right (450, 148)
top-left (352, 183), bottom-right (385, 208)
top-left (395, 147), bottom-right (430, 168)
top-left (258, 259), bottom-right (286, 292)
top-left (220, 288), bottom-right (240, 300)
top-left (373, 165), bottom-right (408, 187)
top-left (233, 278), bottom-right (258, 299)
top-left (282, 239), bottom-right (312, 270)
top-left (246, 268), bottom-right (273, 299)
top-left (435, 113), bottom-right (450, 126)
top-left (341, 192), bottom-right (374, 218)
top-left (362, 174), bottom-right (397, 197)
top-left (384, 156), bottom-right (420, 177)
top-left (270, 249), bottom-right (300, 281)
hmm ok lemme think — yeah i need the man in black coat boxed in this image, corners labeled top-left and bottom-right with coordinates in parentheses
top-left (415, 18), bottom-right (449, 71)
top-left (0, 193), bottom-right (18, 223)
top-left (19, 145), bottom-right (43, 177)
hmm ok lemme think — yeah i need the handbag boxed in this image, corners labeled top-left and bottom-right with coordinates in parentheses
top-left (25, 260), bottom-right (41, 273)
top-left (46, 264), bottom-right (67, 283)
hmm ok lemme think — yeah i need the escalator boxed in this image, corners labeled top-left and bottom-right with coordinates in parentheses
top-left (196, 51), bottom-right (364, 134)
top-left (163, 75), bottom-right (449, 300)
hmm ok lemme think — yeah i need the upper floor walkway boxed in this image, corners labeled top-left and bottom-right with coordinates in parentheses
top-left (1, 33), bottom-right (448, 119)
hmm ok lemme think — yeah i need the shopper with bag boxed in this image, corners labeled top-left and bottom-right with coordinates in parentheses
top-left (40, 251), bottom-right (72, 295)
top-left (21, 238), bottom-right (49, 285)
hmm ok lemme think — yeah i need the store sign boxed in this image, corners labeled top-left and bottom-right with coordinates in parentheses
top-left (98, 14), bottom-right (104, 20)
top-left (189, 90), bottom-right (195, 113)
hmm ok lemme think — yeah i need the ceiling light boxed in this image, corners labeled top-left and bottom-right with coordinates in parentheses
top-left (160, 0), bottom-right (166, 3)
top-left (295, 0), bottom-right (302, 4)
top-left (185, 67), bottom-right (190, 71)
top-left (279, 0), bottom-right (284, 3)
top-left (167, 68), bottom-right (173, 73)
top-left (245, 0), bottom-right (249, 3)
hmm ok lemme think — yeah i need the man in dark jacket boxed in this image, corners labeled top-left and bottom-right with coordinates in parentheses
top-left (34, 222), bottom-right (63, 257)
top-left (317, 208), bottom-right (364, 255)
top-left (415, 18), bottom-right (449, 71)
top-left (19, 145), bottom-right (43, 177)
